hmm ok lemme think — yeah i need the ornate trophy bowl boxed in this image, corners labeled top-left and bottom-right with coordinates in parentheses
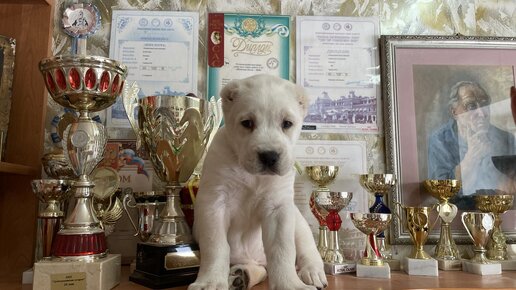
top-left (350, 213), bottom-right (392, 266)
top-left (424, 179), bottom-right (461, 261)
top-left (123, 191), bottom-right (166, 242)
top-left (305, 165), bottom-right (339, 257)
top-left (461, 212), bottom-right (495, 264)
top-left (475, 194), bottom-right (514, 260)
top-left (39, 55), bottom-right (127, 260)
top-left (39, 55), bottom-right (126, 112)
top-left (31, 179), bottom-right (72, 259)
top-left (41, 151), bottom-right (75, 179)
top-left (314, 191), bottom-right (352, 264)
top-left (126, 95), bottom-right (220, 245)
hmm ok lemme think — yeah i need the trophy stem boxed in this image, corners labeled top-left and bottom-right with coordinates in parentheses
top-left (487, 213), bottom-right (509, 260)
top-left (363, 233), bottom-right (383, 266)
top-left (472, 247), bottom-right (491, 264)
top-left (376, 236), bottom-right (392, 259)
top-left (37, 217), bottom-right (62, 260)
top-left (317, 226), bottom-right (328, 258)
top-left (149, 184), bottom-right (193, 244)
top-left (324, 230), bottom-right (344, 263)
top-left (435, 222), bottom-right (460, 260)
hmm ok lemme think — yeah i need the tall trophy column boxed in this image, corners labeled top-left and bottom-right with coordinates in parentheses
top-left (123, 92), bottom-right (221, 288)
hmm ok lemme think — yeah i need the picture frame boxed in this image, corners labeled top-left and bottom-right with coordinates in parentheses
top-left (0, 35), bottom-right (15, 161)
top-left (381, 34), bottom-right (516, 244)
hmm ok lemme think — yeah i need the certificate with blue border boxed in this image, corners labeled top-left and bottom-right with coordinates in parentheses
top-left (107, 10), bottom-right (199, 132)
top-left (207, 13), bottom-right (290, 100)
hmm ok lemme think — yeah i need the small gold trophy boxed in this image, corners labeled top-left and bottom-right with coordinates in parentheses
top-left (396, 204), bottom-right (439, 276)
top-left (314, 191), bottom-right (354, 274)
top-left (350, 213), bottom-right (392, 279)
top-left (359, 174), bottom-right (397, 267)
top-left (475, 193), bottom-right (514, 260)
top-left (424, 179), bottom-right (462, 270)
top-left (461, 211), bottom-right (501, 275)
top-left (305, 165), bottom-right (338, 258)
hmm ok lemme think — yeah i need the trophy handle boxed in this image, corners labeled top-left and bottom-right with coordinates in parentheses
top-left (122, 193), bottom-right (140, 237)
top-left (460, 212), bottom-right (474, 242)
top-left (206, 96), bottom-right (223, 149)
top-left (392, 201), bottom-right (404, 223)
top-left (429, 203), bottom-right (441, 232)
top-left (122, 81), bottom-right (142, 149)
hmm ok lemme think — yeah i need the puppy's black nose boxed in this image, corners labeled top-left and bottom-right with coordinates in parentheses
top-left (258, 151), bottom-right (279, 168)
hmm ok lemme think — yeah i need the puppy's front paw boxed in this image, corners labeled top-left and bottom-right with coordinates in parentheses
top-left (188, 280), bottom-right (228, 290)
top-left (298, 265), bottom-right (328, 289)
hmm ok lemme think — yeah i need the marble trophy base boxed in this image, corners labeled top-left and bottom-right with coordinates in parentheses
top-left (383, 258), bottom-right (400, 271)
top-left (130, 242), bottom-right (199, 289)
top-left (33, 254), bottom-right (121, 290)
top-left (402, 257), bottom-right (438, 276)
top-left (437, 258), bottom-right (462, 270)
top-left (462, 260), bottom-right (501, 275)
top-left (22, 268), bottom-right (33, 284)
top-left (499, 259), bottom-right (516, 271)
top-left (356, 263), bottom-right (391, 279)
top-left (323, 261), bottom-right (356, 275)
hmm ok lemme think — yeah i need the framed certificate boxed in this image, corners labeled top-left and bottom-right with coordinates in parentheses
top-left (207, 13), bottom-right (290, 99)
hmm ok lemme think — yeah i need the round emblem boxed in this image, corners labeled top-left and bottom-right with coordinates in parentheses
top-left (412, 212), bottom-right (428, 227)
top-left (482, 214), bottom-right (494, 230)
top-left (242, 18), bottom-right (258, 32)
top-left (62, 3), bottom-right (100, 38)
top-left (71, 130), bottom-right (90, 148)
top-left (266, 58), bottom-right (279, 69)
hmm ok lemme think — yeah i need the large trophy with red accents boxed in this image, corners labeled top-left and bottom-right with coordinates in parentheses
top-left (34, 2), bottom-right (127, 289)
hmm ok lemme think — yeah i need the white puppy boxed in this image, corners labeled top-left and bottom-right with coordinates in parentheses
top-left (188, 74), bottom-right (327, 290)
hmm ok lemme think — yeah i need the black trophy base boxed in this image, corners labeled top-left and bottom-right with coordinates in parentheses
top-left (131, 242), bottom-right (199, 289)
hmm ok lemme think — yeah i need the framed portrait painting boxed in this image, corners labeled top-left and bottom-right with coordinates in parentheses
top-left (381, 35), bottom-right (516, 244)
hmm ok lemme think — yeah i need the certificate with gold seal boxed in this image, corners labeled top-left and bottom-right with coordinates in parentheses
top-left (207, 13), bottom-right (290, 99)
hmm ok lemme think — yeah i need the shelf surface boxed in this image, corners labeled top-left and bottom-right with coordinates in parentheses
top-left (0, 161), bottom-right (39, 176)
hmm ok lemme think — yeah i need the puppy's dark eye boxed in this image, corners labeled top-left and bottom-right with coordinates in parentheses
top-left (282, 120), bottom-right (293, 129)
top-left (241, 119), bottom-right (254, 129)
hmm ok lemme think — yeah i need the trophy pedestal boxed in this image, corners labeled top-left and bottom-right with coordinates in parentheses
top-left (356, 263), bottom-right (391, 279)
top-left (323, 261), bottom-right (356, 275)
top-left (131, 243), bottom-right (199, 289)
top-left (22, 268), bottom-right (33, 284)
top-left (33, 254), bottom-right (121, 290)
top-left (462, 260), bottom-right (501, 275)
top-left (384, 258), bottom-right (400, 270)
top-left (402, 257), bottom-right (438, 276)
top-left (437, 258), bottom-right (462, 270)
top-left (500, 259), bottom-right (516, 270)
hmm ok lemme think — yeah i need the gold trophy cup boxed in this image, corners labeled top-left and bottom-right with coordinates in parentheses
top-left (424, 179), bottom-right (461, 263)
top-left (123, 89), bottom-right (222, 287)
top-left (398, 205), bottom-right (438, 259)
top-left (305, 165), bottom-right (338, 258)
top-left (475, 193), bottom-right (514, 260)
top-left (461, 211), bottom-right (495, 264)
top-left (350, 213), bottom-right (392, 266)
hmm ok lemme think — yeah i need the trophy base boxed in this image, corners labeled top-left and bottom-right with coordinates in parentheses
top-left (462, 260), bottom-right (501, 275)
top-left (437, 258), bottom-right (462, 270)
top-left (33, 254), bottom-right (121, 290)
top-left (22, 267), bottom-right (33, 284)
top-left (402, 257), bottom-right (438, 276)
top-left (323, 261), bottom-right (356, 275)
top-left (356, 263), bottom-right (390, 279)
top-left (383, 258), bottom-right (400, 271)
top-left (499, 259), bottom-right (516, 270)
top-left (132, 242), bottom-right (199, 288)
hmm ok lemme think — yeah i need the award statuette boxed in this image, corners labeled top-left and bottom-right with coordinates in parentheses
top-left (396, 204), bottom-right (439, 276)
top-left (475, 194), bottom-right (514, 261)
top-left (314, 191), bottom-right (354, 274)
top-left (424, 179), bottom-right (462, 270)
top-left (305, 165), bottom-right (339, 258)
top-left (91, 167), bottom-right (123, 236)
top-left (350, 213), bottom-right (392, 279)
top-left (124, 91), bottom-right (222, 288)
top-left (461, 211), bottom-right (501, 275)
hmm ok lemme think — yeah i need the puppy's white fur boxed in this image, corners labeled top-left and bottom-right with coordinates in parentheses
top-left (188, 74), bottom-right (327, 290)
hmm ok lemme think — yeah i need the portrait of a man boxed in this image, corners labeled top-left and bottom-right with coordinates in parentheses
top-left (413, 65), bottom-right (516, 209)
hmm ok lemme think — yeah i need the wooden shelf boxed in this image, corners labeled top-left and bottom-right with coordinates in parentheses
top-left (0, 162), bottom-right (38, 176)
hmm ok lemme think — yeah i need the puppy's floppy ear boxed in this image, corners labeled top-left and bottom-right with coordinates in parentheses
top-left (294, 84), bottom-right (311, 116)
top-left (220, 79), bottom-right (240, 103)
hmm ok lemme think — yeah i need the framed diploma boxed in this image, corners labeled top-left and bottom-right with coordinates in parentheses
top-left (107, 10), bottom-right (199, 139)
top-left (296, 16), bottom-right (380, 134)
top-left (207, 13), bottom-right (290, 99)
